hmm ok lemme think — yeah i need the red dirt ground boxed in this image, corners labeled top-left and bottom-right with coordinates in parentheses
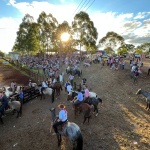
top-left (0, 58), bottom-right (150, 150)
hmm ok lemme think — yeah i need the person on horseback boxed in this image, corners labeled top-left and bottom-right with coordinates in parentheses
top-left (67, 82), bottom-right (72, 94)
top-left (0, 92), bottom-right (8, 117)
top-left (83, 85), bottom-right (90, 101)
top-left (28, 80), bottom-right (32, 87)
top-left (10, 81), bottom-right (16, 93)
top-left (41, 81), bottom-right (48, 94)
top-left (53, 104), bottom-right (68, 134)
top-left (71, 89), bottom-right (84, 108)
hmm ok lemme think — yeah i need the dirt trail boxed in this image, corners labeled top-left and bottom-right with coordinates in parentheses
top-left (0, 58), bottom-right (150, 150)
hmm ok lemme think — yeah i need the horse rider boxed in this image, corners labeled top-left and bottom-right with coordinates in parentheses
top-left (28, 80), bottom-right (32, 87)
top-left (67, 82), bottom-right (73, 94)
top-left (53, 104), bottom-right (68, 134)
top-left (71, 89), bottom-right (84, 108)
top-left (41, 81), bottom-right (48, 94)
top-left (73, 65), bottom-right (78, 74)
top-left (0, 92), bottom-right (8, 117)
top-left (82, 84), bottom-right (90, 102)
top-left (10, 81), bottom-right (15, 93)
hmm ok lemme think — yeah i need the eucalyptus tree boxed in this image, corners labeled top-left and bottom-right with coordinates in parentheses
top-left (37, 11), bottom-right (58, 53)
top-left (137, 42), bottom-right (150, 54)
top-left (72, 11), bottom-right (98, 55)
top-left (13, 14), bottom-right (34, 54)
top-left (99, 31), bottom-right (124, 54)
top-left (26, 23), bottom-right (40, 54)
top-left (54, 21), bottom-right (72, 54)
top-left (117, 44), bottom-right (135, 55)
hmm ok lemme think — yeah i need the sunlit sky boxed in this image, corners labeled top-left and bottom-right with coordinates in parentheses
top-left (0, 0), bottom-right (150, 53)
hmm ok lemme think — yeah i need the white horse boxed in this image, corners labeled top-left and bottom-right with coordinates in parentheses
top-left (2, 87), bottom-right (13, 98)
top-left (1, 99), bottom-right (22, 124)
top-left (68, 90), bottom-right (97, 98)
top-left (34, 84), bottom-right (55, 102)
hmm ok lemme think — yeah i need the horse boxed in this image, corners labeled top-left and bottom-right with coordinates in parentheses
top-left (52, 82), bottom-right (63, 96)
top-left (67, 68), bottom-right (82, 77)
top-left (0, 99), bottom-right (22, 124)
top-left (1, 87), bottom-right (13, 98)
top-left (49, 108), bottom-right (83, 150)
top-left (74, 102), bottom-right (93, 123)
top-left (35, 84), bottom-right (55, 102)
top-left (68, 91), bottom-right (102, 116)
top-left (136, 89), bottom-right (150, 111)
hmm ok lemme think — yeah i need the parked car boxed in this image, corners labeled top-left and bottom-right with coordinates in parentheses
top-left (145, 55), bottom-right (150, 58)
top-left (134, 54), bottom-right (141, 58)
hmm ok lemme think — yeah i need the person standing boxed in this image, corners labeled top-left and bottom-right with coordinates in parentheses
top-left (69, 74), bottom-right (74, 86)
top-left (67, 83), bottom-right (72, 94)
top-left (0, 92), bottom-right (8, 117)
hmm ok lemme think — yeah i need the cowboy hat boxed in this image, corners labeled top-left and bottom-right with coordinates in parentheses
top-left (58, 104), bottom-right (66, 109)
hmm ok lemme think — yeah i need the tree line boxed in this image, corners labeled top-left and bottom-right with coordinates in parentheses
top-left (10, 11), bottom-right (150, 56)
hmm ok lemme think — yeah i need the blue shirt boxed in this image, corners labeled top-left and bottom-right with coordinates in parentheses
top-left (77, 92), bottom-right (83, 101)
top-left (19, 92), bottom-right (24, 99)
top-left (59, 109), bottom-right (67, 122)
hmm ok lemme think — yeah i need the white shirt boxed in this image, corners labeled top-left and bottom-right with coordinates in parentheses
top-left (59, 110), bottom-right (67, 121)
top-left (67, 85), bottom-right (72, 92)
top-left (59, 75), bottom-right (63, 82)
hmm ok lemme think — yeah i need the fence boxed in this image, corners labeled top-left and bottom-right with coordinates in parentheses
top-left (2, 58), bottom-right (48, 83)
top-left (9, 87), bottom-right (40, 103)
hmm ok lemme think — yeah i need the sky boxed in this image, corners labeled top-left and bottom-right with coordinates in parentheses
top-left (0, 0), bottom-right (150, 53)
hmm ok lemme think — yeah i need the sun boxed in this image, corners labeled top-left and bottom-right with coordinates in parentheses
top-left (61, 32), bottom-right (70, 42)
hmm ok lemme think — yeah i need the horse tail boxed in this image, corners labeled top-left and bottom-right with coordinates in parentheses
top-left (76, 131), bottom-right (83, 150)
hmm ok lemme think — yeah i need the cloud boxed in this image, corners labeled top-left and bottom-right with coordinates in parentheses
top-left (1, 0), bottom-right (150, 53)
top-left (0, 17), bottom-right (21, 53)
top-left (134, 12), bottom-right (150, 19)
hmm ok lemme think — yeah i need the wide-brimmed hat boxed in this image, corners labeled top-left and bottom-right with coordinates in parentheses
top-left (58, 104), bottom-right (66, 109)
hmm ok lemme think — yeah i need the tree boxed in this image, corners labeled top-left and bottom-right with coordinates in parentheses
top-left (117, 47), bottom-right (128, 55)
top-left (26, 23), bottom-right (40, 54)
top-left (104, 47), bottom-right (114, 55)
top-left (13, 14), bottom-right (34, 54)
top-left (0, 50), bottom-right (5, 57)
top-left (135, 48), bottom-right (143, 54)
top-left (99, 31), bottom-right (124, 53)
top-left (72, 11), bottom-right (98, 55)
top-left (54, 21), bottom-right (72, 54)
top-left (137, 42), bottom-right (150, 54)
top-left (37, 11), bottom-right (58, 53)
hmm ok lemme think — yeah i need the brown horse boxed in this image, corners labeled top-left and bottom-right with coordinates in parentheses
top-left (74, 102), bottom-right (93, 124)
top-left (53, 82), bottom-right (63, 96)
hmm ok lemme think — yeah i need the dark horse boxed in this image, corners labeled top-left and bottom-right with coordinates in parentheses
top-left (67, 91), bottom-right (102, 116)
top-left (67, 68), bottom-right (82, 77)
top-left (50, 108), bottom-right (83, 150)
top-left (136, 89), bottom-right (150, 111)
top-left (74, 102), bottom-right (93, 124)
top-left (51, 82), bottom-right (63, 96)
